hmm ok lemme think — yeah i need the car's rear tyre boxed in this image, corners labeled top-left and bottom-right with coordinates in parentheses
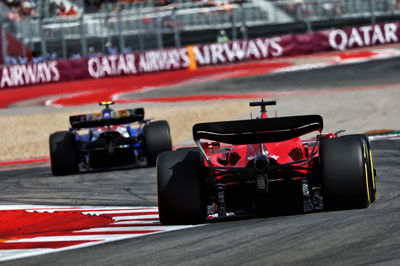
top-left (143, 121), bottom-right (172, 167)
top-left (49, 131), bottom-right (79, 176)
top-left (320, 135), bottom-right (372, 210)
top-left (341, 134), bottom-right (376, 203)
top-left (157, 150), bottom-right (207, 225)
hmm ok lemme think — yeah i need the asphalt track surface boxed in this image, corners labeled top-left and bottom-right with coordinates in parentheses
top-left (1, 58), bottom-right (400, 265)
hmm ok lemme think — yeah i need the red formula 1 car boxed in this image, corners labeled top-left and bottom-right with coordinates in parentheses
top-left (157, 100), bottom-right (376, 225)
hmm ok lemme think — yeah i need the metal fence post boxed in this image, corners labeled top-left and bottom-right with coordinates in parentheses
top-left (273, 2), bottom-right (278, 23)
top-left (240, 3), bottom-right (248, 40)
top-left (305, 19), bottom-right (312, 32)
top-left (156, 15), bottom-right (163, 49)
top-left (28, 21), bottom-right (34, 52)
top-left (61, 19), bottom-right (67, 59)
top-left (105, 12), bottom-right (112, 52)
top-left (1, 23), bottom-right (7, 65)
top-left (369, 0), bottom-right (376, 24)
top-left (21, 37), bottom-right (26, 58)
top-left (173, 12), bottom-right (181, 47)
top-left (117, 10), bottom-right (125, 53)
top-left (79, 0), bottom-right (84, 11)
top-left (39, 19), bottom-right (47, 61)
top-left (295, 1), bottom-right (303, 21)
top-left (101, 14), bottom-right (109, 54)
top-left (231, 8), bottom-right (237, 41)
top-left (79, 14), bottom-right (87, 57)
top-left (136, 9), bottom-right (144, 51)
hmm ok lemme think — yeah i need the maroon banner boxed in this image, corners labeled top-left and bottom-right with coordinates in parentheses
top-left (0, 47), bottom-right (190, 89)
top-left (192, 22), bottom-right (400, 66)
top-left (1, 22), bottom-right (399, 90)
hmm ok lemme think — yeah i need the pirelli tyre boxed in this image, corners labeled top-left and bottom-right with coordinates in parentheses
top-left (320, 135), bottom-right (373, 210)
top-left (143, 120), bottom-right (172, 167)
top-left (49, 131), bottom-right (79, 176)
top-left (157, 150), bottom-right (207, 225)
top-left (341, 134), bottom-right (376, 203)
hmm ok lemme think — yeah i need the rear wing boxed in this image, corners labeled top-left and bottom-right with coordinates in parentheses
top-left (70, 108), bottom-right (145, 129)
top-left (193, 115), bottom-right (323, 145)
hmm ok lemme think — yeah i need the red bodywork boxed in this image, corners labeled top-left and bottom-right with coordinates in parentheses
top-left (199, 107), bottom-right (333, 181)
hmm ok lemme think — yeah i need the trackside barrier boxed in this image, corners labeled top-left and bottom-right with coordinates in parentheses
top-left (1, 21), bottom-right (399, 89)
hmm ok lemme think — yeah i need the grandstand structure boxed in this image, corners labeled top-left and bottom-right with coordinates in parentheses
top-left (1, 0), bottom-right (400, 63)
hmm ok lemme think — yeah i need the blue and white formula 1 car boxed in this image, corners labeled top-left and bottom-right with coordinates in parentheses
top-left (49, 102), bottom-right (172, 176)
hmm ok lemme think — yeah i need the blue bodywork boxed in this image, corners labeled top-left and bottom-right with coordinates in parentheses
top-left (69, 105), bottom-right (151, 170)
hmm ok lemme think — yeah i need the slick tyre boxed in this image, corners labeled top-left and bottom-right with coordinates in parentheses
top-left (157, 150), bottom-right (207, 225)
top-left (341, 134), bottom-right (376, 203)
top-left (143, 121), bottom-right (172, 167)
top-left (49, 131), bottom-right (79, 176)
top-left (320, 135), bottom-right (372, 210)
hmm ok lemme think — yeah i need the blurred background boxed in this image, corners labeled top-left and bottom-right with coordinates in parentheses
top-left (1, 0), bottom-right (400, 64)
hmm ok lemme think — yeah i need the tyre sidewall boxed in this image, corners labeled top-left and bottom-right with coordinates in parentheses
top-left (144, 121), bottom-right (172, 167)
top-left (157, 150), bottom-right (207, 224)
top-left (49, 131), bottom-right (79, 176)
top-left (320, 135), bottom-right (370, 210)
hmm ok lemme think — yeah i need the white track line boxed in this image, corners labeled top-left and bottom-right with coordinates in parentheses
top-left (76, 226), bottom-right (192, 232)
top-left (0, 205), bottom-right (203, 263)
top-left (7, 235), bottom-right (156, 242)
top-left (81, 209), bottom-right (157, 215)
top-left (112, 220), bottom-right (160, 225)
top-left (112, 215), bottom-right (159, 221)
top-left (0, 205), bottom-right (155, 211)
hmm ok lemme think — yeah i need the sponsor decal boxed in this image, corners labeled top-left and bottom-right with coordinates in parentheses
top-left (88, 48), bottom-right (189, 78)
top-left (88, 54), bottom-right (137, 78)
top-left (193, 37), bottom-right (283, 65)
top-left (137, 48), bottom-right (189, 73)
top-left (329, 23), bottom-right (399, 51)
top-left (0, 61), bottom-right (60, 88)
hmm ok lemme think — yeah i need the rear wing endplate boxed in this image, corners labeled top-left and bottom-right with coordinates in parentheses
top-left (193, 115), bottom-right (323, 144)
top-left (70, 108), bottom-right (144, 129)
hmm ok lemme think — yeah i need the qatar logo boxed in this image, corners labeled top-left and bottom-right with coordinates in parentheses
top-left (329, 23), bottom-right (399, 51)
top-left (88, 54), bottom-right (137, 78)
